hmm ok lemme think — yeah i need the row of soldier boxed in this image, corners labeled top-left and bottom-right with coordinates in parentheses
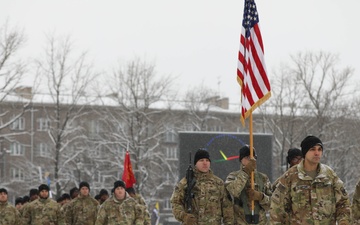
top-left (170, 135), bottom-right (360, 225)
top-left (1, 135), bottom-right (359, 224)
top-left (0, 180), bottom-right (156, 224)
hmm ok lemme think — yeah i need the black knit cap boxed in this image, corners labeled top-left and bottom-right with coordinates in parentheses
top-left (286, 148), bottom-right (302, 164)
top-left (193, 149), bottom-right (211, 165)
top-left (61, 193), bottom-right (71, 200)
top-left (99, 189), bottom-right (109, 197)
top-left (15, 197), bottom-right (23, 205)
top-left (300, 135), bottom-right (323, 157)
top-left (79, 181), bottom-right (90, 190)
top-left (239, 145), bottom-right (257, 161)
top-left (113, 180), bottom-right (126, 189)
top-left (69, 187), bottom-right (79, 198)
top-left (22, 195), bottom-right (30, 203)
top-left (38, 184), bottom-right (50, 192)
top-left (0, 188), bottom-right (8, 194)
top-left (29, 189), bottom-right (39, 197)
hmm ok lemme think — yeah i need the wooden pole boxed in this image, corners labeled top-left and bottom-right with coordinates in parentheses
top-left (249, 113), bottom-right (255, 215)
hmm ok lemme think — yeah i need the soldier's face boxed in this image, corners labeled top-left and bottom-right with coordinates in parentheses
top-left (30, 194), bottom-right (38, 201)
top-left (0, 192), bottom-right (7, 203)
top-left (39, 190), bottom-right (49, 199)
top-left (80, 186), bottom-right (90, 196)
top-left (195, 158), bottom-right (210, 173)
top-left (71, 190), bottom-right (79, 199)
top-left (114, 187), bottom-right (126, 200)
top-left (16, 202), bottom-right (23, 209)
top-left (304, 145), bottom-right (322, 165)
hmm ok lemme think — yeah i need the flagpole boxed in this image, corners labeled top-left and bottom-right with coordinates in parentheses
top-left (249, 113), bottom-right (255, 216)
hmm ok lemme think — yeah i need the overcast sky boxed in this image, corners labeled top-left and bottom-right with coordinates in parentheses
top-left (1, 0), bottom-right (359, 104)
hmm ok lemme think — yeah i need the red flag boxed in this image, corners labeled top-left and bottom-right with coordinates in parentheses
top-left (237, 0), bottom-right (271, 125)
top-left (122, 151), bottom-right (136, 188)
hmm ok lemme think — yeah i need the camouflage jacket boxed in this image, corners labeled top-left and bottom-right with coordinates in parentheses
top-left (170, 168), bottom-right (234, 225)
top-left (130, 194), bottom-right (150, 225)
top-left (132, 194), bottom-right (146, 206)
top-left (95, 193), bottom-right (144, 225)
top-left (352, 179), bottom-right (360, 224)
top-left (61, 195), bottom-right (99, 225)
top-left (225, 169), bottom-right (272, 225)
top-left (22, 198), bottom-right (60, 225)
top-left (270, 161), bottom-right (351, 225)
top-left (0, 202), bottom-right (22, 225)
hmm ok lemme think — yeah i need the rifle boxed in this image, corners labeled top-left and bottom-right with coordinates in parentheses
top-left (184, 152), bottom-right (196, 213)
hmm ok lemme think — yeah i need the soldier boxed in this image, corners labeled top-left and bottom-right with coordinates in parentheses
top-left (69, 187), bottom-right (79, 200)
top-left (126, 187), bottom-right (146, 205)
top-left (170, 148), bottom-right (234, 225)
top-left (22, 184), bottom-right (60, 225)
top-left (272, 148), bottom-right (303, 190)
top-left (15, 197), bottom-right (23, 211)
top-left (61, 181), bottom-right (99, 225)
top-left (286, 148), bottom-right (302, 168)
top-left (352, 178), bottom-right (360, 224)
top-left (270, 135), bottom-right (351, 224)
top-left (57, 193), bottom-right (71, 206)
top-left (98, 189), bottom-right (109, 205)
top-left (0, 188), bottom-right (22, 225)
top-left (126, 187), bottom-right (151, 225)
top-left (95, 180), bottom-right (144, 225)
top-left (225, 145), bottom-right (272, 225)
top-left (20, 188), bottom-right (39, 217)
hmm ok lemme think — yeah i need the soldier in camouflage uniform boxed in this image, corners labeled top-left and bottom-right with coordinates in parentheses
top-left (270, 136), bottom-right (351, 225)
top-left (225, 145), bottom-right (272, 225)
top-left (126, 187), bottom-right (151, 225)
top-left (352, 178), bottom-right (360, 224)
top-left (22, 184), bottom-right (60, 225)
top-left (170, 149), bottom-right (234, 225)
top-left (0, 188), bottom-right (22, 225)
top-left (95, 180), bottom-right (144, 225)
top-left (60, 181), bottom-right (99, 225)
top-left (272, 148), bottom-right (303, 190)
top-left (20, 189), bottom-right (39, 217)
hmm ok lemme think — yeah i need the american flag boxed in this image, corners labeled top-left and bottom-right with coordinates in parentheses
top-left (237, 0), bottom-right (271, 124)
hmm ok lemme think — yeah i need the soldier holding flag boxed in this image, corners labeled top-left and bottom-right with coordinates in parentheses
top-left (225, 145), bottom-right (272, 225)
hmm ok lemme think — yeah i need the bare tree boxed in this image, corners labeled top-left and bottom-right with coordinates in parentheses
top-left (0, 21), bottom-right (29, 131)
top-left (35, 33), bottom-right (97, 197)
top-left (93, 58), bottom-right (177, 202)
top-left (261, 51), bottom-right (358, 189)
top-left (182, 85), bottom-right (223, 131)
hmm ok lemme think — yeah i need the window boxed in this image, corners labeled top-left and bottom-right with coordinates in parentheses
top-left (163, 199), bottom-right (171, 210)
top-left (10, 167), bottom-right (25, 181)
top-left (10, 117), bottom-right (25, 130)
top-left (164, 125), bottom-right (177, 143)
top-left (10, 142), bottom-right (25, 156)
top-left (38, 143), bottom-right (52, 157)
top-left (210, 125), bottom-right (223, 132)
top-left (37, 118), bottom-right (51, 131)
top-left (165, 147), bottom-right (177, 160)
top-left (89, 120), bottom-right (102, 137)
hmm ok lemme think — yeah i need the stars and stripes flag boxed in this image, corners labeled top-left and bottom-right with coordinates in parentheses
top-left (122, 150), bottom-right (136, 188)
top-left (237, 0), bottom-right (271, 125)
